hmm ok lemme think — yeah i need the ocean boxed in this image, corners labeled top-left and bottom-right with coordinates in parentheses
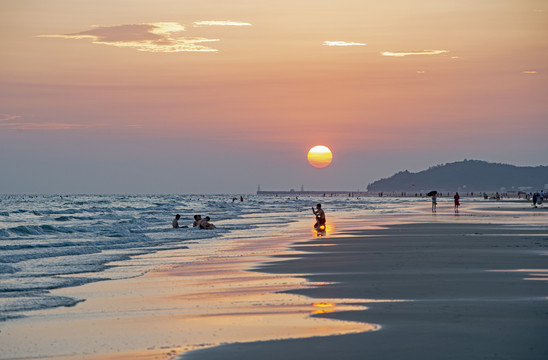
top-left (0, 194), bottom-right (419, 322)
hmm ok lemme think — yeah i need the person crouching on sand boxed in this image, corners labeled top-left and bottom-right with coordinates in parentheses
top-left (172, 214), bottom-right (188, 228)
top-left (199, 216), bottom-right (216, 230)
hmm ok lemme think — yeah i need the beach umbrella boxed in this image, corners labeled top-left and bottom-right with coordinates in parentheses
top-left (427, 190), bottom-right (437, 197)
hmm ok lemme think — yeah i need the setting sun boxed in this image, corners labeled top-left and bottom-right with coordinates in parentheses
top-left (307, 145), bottom-right (333, 168)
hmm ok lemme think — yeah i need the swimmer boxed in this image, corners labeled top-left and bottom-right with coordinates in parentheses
top-left (199, 216), bottom-right (216, 230)
top-left (192, 215), bottom-right (202, 227)
top-left (172, 214), bottom-right (188, 228)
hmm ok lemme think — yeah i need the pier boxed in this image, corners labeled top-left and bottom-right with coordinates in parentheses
top-left (256, 190), bottom-right (367, 196)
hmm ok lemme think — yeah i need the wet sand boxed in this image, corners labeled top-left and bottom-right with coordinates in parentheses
top-left (0, 220), bottom-right (377, 360)
top-left (182, 205), bottom-right (548, 359)
top-left (1, 201), bottom-right (546, 359)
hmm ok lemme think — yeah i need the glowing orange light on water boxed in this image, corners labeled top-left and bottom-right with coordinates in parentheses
top-left (307, 145), bottom-right (333, 168)
top-left (312, 302), bottom-right (336, 314)
top-left (313, 302), bottom-right (335, 308)
top-left (312, 221), bottom-right (334, 237)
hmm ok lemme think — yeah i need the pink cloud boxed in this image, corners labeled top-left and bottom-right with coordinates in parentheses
top-left (0, 114), bottom-right (99, 131)
top-left (0, 113), bottom-right (22, 122)
top-left (40, 22), bottom-right (220, 52)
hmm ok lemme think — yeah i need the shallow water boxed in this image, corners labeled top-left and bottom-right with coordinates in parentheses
top-left (0, 194), bottom-right (426, 321)
top-left (0, 194), bottom-right (545, 359)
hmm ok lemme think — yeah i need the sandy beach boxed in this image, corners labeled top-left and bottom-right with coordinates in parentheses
top-left (1, 200), bottom-right (546, 360)
top-left (182, 202), bottom-right (548, 360)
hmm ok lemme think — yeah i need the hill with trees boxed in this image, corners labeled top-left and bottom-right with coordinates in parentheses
top-left (366, 160), bottom-right (548, 193)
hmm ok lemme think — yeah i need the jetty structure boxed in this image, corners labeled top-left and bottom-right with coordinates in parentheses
top-left (256, 185), bottom-right (366, 197)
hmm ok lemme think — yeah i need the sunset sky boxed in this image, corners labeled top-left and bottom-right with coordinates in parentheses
top-left (1, 0), bottom-right (547, 193)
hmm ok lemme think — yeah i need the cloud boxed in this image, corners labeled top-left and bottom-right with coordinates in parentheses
top-left (0, 114), bottom-right (98, 131)
top-left (193, 20), bottom-right (252, 27)
top-left (40, 22), bottom-right (220, 52)
top-left (2, 123), bottom-right (86, 131)
top-left (323, 41), bottom-right (366, 47)
top-left (0, 113), bottom-right (22, 122)
top-left (522, 70), bottom-right (537, 74)
top-left (382, 50), bottom-right (448, 57)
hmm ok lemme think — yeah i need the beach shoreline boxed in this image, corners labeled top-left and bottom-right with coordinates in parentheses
top-left (1, 200), bottom-right (546, 359)
top-left (181, 203), bottom-right (548, 360)
top-left (0, 210), bottom-right (378, 360)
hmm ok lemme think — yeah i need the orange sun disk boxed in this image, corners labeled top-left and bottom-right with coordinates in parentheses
top-left (307, 145), bottom-right (333, 168)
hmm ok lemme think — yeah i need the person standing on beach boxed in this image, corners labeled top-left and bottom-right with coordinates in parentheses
top-left (432, 194), bottom-right (437, 213)
top-left (454, 192), bottom-right (460, 213)
top-left (532, 192), bottom-right (538, 208)
top-left (312, 204), bottom-right (326, 229)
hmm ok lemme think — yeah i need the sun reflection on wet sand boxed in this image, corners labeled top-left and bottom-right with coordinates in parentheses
top-left (488, 269), bottom-right (548, 281)
top-left (311, 221), bottom-right (335, 237)
top-left (0, 224), bottom-right (388, 360)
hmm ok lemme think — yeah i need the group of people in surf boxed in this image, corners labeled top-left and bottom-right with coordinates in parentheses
top-left (172, 214), bottom-right (216, 230)
top-left (173, 203), bottom-right (327, 233)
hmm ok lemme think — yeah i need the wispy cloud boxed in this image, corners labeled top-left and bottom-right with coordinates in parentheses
top-left (522, 70), bottom-right (537, 74)
top-left (3, 123), bottom-right (86, 131)
top-left (323, 41), bottom-right (366, 47)
top-left (382, 50), bottom-right (448, 57)
top-left (0, 113), bottom-right (22, 122)
top-left (193, 20), bottom-right (252, 27)
top-left (40, 22), bottom-right (220, 52)
top-left (0, 114), bottom-right (96, 131)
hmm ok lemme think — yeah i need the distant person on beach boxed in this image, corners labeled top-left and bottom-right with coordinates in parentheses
top-left (312, 204), bottom-right (326, 229)
top-left (432, 194), bottom-right (437, 212)
top-left (454, 192), bottom-right (460, 213)
top-left (199, 216), bottom-right (216, 229)
top-left (172, 214), bottom-right (188, 228)
top-left (192, 215), bottom-right (202, 227)
top-left (532, 192), bottom-right (539, 208)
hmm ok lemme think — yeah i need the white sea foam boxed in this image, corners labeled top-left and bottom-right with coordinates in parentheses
top-left (0, 194), bottom-right (418, 320)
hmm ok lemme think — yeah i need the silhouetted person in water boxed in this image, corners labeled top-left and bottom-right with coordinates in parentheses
top-left (192, 215), bottom-right (202, 227)
top-left (312, 203), bottom-right (326, 230)
top-left (172, 214), bottom-right (188, 228)
top-left (200, 216), bottom-right (216, 229)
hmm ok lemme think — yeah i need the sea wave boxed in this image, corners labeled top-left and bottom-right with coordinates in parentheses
top-left (0, 194), bottom-right (325, 319)
top-left (0, 292), bottom-right (85, 321)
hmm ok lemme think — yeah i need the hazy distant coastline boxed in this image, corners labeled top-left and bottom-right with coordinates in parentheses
top-left (367, 159), bottom-right (548, 193)
top-left (258, 160), bottom-right (548, 196)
